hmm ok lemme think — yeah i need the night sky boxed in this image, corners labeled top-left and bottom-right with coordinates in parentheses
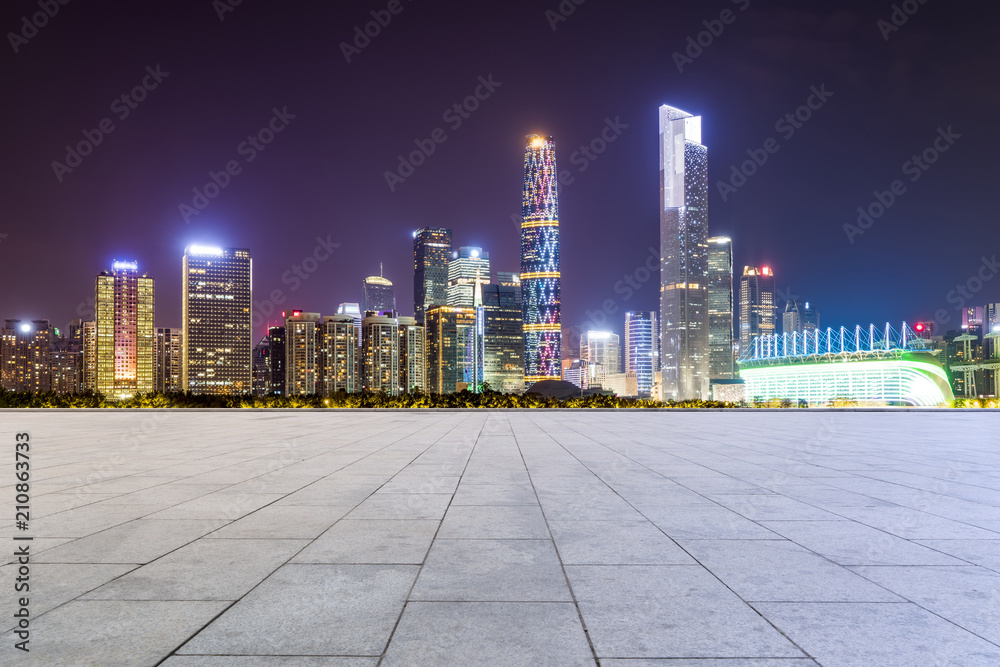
top-left (2, 0), bottom-right (998, 343)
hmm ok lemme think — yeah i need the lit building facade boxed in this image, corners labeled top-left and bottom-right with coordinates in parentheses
top-left (81, 320), bottom-right (96, 392)
top-left (447, 247), bottom-right (490, 308)
top-left (481, 278), bottom-right (525, 393)
top-left (337, 302), bottom-right (363, 346)
top-left (363, 274), bottom-right (395, 314)
top-left (659, 105), bottom-right (710, 401)
top-left (252, 336), bottom-right (270, 397)
top-left (268, 326), bottom-right (286, 396)
top-left (707, 236), bottom-right (735, 380)
top-left (740, 266), bottom-right (777, 348)
top-left (182, 246), bottom-right (252, 394)
top-left (1, 320), bottom-right (53, 393)
top-left (521, 134), bottom-right (562, 386)
top-left (426, 306), bottom-right (477, 394)
top-left (625, 311), bottom-right (658, 397)
top-left (413, 227), bottom-right (452, 324)
top-left (285, 311), bottom-right (320, 396)
top-left (318, 314), bottom-right (359, 394)
top-left (154, 327), bottom-right (183, 393)
top-left (362, 311), bottom-right (400, 394)
top-left (398, 316), bottom-right (425, 393)
top-left (585, 331), bottom-right (621, 389)
top-left (95, 262), bottom-right (155, 398)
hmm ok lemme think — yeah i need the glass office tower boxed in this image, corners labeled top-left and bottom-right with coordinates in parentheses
top-left (521, 134), bottom-right (561, 386)
top-left (625, 311), bottom-right (658, 397)
top-left (740, 266), bottom-right (777, 348)
top-left (413, 227), bottom-right (452, 323)
top-left (659, 105), bottom-right (710, 401)
top-left (181, 246), bottom-right (252, 394)
top-left (95, 261), bottom-right (154, 398)
top-left (707, 236), bottom-right (735, 380)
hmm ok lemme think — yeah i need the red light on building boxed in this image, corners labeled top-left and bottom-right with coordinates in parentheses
top-left (292, 310), bottom-right (301, 317)
top-left (762, 267), bottom-right (772, 276)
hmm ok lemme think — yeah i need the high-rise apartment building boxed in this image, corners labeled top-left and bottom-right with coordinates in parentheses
top-left (521, 134), bottom-right (562, 386)
top-left (337, 303), bottom-right (363, 346)
top-left (707, 236), bottom-right (735, 380)
top-left (361, 311), bottom-right (399, 394)
top-left (81, 320), bottom-right (96, 392)
top-left (182, 246), bottom-right (252, 394)
top-left (49, 331), bottom-right (80, 394)
top-left (659, 105), bottom-right (710, 401)
top-left (447, 247), bottom-right (490, 308)
top-left (1, 320), bottom-right (53, 393)
top-left (425, 306), bottom-right (477, 394)
top-left (95, 262), bottom-right (154, 398)
top-left (285, 311), bottom-right (320, 396)
top-left (625, 311), bottom-right (658, 397)
top-left (154, 327), bottom-right (183, 393)
top-left (413, 227), bottom-right (452, 324)
top-left (585, 331), bottom-right (621, 389)
top-left (268, 326), bottom-right (286, 396)
top-left (317, 314), bottom-right (359, 394)
top-left (740, 266), bottom-right (777, 348)
top-left (398, 316), bottom-right (425, 393)
top-left (481, 278), bottom-right (525, 394)
top-left (252, 336), bottom-right (270, 397)
top-left (363, 274), bottom-right (395, 314)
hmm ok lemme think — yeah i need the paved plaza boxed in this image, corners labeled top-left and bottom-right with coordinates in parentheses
top-left (2, 410), bottom-right (999, 666)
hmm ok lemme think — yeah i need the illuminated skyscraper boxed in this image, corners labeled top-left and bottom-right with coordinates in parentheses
top-left (95, 262), bottom-right (154, 398)
top-left (154, 327), bottom-right (183, 392)
top-left (1, 320), bottom-right (53, 393)
top-left (585, 331), bottom-right (621, 389)
top-left (317, 314), bottom-right (359, 394)
top-left (660, 105), bottom-right (710, 401)
top-left (413, 227), bottom-right (452, 324)
top-left (181, 246), bottom-right (253, 395)
top-left (252, 336), bottom-right (270, 397)
top-left (268, 326), bottom-right (286, 396)
top-left (285, 311), bottom-right (320, 396)
top-left (81, 320), bottom-right (96, 392)
top-left (425, 306), bottom-right (477, 394)
top-left (363, 272), bottom-right (395, 314)
top-left (740, 266), bottom-right (777, 348)
top-left (447, 247), bottom-right (490, 308)
top-left (481, 275), bottom-right (524, 394)
top-left (337, 302), bottom-right (363, 346)
top-left (707, 237), bottom-right (735, 380)
top-left (625, 311), bottom-right (658, 397)
top-left (521, 134), bottom-right (561, 385)
top-left (362, 311), bottom-right (399, 394)
top-left (398, 316), bottom-right (425, 393)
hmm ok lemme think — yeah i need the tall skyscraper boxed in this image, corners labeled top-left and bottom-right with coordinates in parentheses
top-left (95, 262), bottom-right (154, 398)
top-left (398, 316), bottom-right (425, 393)
top-left (740, 266), bottom-right (777, 348)
top-left (361, 311), bottom-right (399, 394)
top-left (337, 302), bottom-right (363, 345)
top-left (425, 306), bottom-right (477, 394)
top-left (317, 314), bottom-right (359, 394)
top-left (707, 236), bottom-right (735, 380)
top-left (285, 311), bottom-right (320, 396)
top-left (268, 325), bottom-right (286, 396)
top-left (659, 105), bottom-right (710, 401)
top-left (802, 301), bottom-right (820, 335)
top-left (81, 320), bottom-right (96, 392)
top-left (520, 134), bottom-right (562, 386)
top-left (154, 327), bottom-right (183, 392)
top-left (481, 277), bottom-right (525, 394)
top-left (1, 320), bottom-right (53, 393)
top-left (625, 311), bottom-right (658, 397)
top-left (413, 227), bottom-right (452, 324)
top-left (585, 331), bottom-right (621, 389)
top-left (252, 336), bottom-right (270, 397)
top-left (182, 246), bottom-right (252, 394)
top-left (783, 300), bottom-right (802, 335)
top-left (447, 247), bottom-right (490, 307)
top-left (363, 272), bottom-right (395, 314)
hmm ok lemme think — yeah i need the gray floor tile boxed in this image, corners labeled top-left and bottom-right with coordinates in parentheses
top-left (381, 602), bottom-right (594, 666)
top-left (206, 505), bottom-right (353, 539)
top-left (550, 520), bottom-right (695, 565)
top-left (452, 483), bottom-right (538, 505)
top-left (566, 565), bottom-right (804, 659)
top-left (411, 539), bottom-right (571, 601)
top-left (179, 564), bottom-right (417, 655)
top-left (437, 505), bottom-right (550, 539)
top-left (914, 539), bottom-right (1000, 572)
top-left (82, 538), bottom-right (307, 600)
top-left (162, 658), bottom-right (377, 666)
top-left (753, 601), bottom-right (1000, 666)
top-left (643, 506), bottom-right (782, 540)
top-left (292, 520), bottom-right (438, 564)
top-left (34, 519), bottom-right (220, 564)
top-left (0, 563), bottom-right (136, 630)
top-left (345, 493), bottom-right (452, 520)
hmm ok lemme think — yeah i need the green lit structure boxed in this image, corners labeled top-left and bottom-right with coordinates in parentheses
top-left (738, 323), bottom-right (954, 406)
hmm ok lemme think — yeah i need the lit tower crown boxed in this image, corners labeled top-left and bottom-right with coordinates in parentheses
top-left (520, 134), bottom-right (561, 385)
